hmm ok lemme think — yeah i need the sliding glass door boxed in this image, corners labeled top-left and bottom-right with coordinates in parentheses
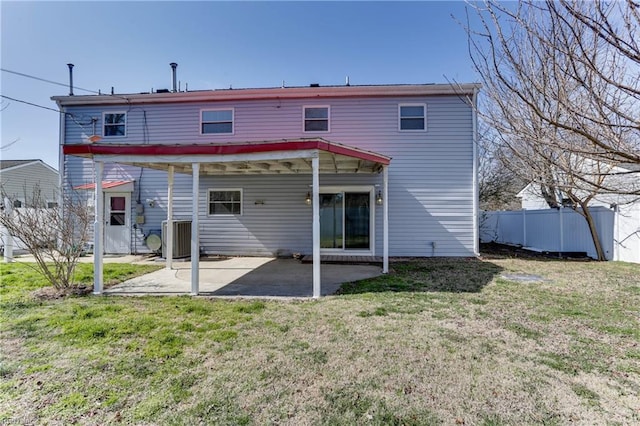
top-left (320, 191), bottom-right (371, 252)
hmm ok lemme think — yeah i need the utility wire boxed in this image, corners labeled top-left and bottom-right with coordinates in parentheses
top-left (0, 94), bottom-right (66, 114)
top-left (1, 94), bottom-right (95, 129)
top-left (1, 68), bottom-right (99, 94)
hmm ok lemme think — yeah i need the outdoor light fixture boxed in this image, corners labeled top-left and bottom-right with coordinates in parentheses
top-left (376, 191), bottom-right (383, 205)
top-left (305, 192), bottom-right (312, 205)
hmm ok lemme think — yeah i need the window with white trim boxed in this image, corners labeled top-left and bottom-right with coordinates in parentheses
top-left (103, 112), bottom-right (127, 137)
top-left (208, 189), bottom-right (242, 215)
top-left (303, 106), bottom-right (330, 132)
top-left (201, 109), bottom-right (234, 134)
top-left (399, 104), bottom-right (426, 131)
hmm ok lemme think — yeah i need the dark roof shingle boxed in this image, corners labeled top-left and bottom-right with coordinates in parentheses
top-left (0, 159), bottom-right (39, 170)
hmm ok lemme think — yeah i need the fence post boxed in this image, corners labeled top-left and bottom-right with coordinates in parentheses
top-left (559, 207), bottom-right (564, 255)
top-left (522, 209), bottom-right (527, 247)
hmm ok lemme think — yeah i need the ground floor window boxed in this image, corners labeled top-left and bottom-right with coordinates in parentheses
top-left (208, 189), bottom-right (242, 215)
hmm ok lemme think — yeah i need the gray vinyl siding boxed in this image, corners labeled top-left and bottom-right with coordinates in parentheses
top-left (63, 93), bottom-right (475, 257)
top-left (0, 162), bottom-right (59, 204)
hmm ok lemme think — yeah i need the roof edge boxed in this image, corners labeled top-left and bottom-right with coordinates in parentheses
top-left (52, 83), bottom-right (481, 106)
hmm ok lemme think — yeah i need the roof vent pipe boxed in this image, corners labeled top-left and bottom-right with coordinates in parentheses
top-left (170, 62), bottom-right (178, 92)
top-left (67, 63), bottom-right (74, 96)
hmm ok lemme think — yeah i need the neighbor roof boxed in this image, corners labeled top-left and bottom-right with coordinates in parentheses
top-left (0, 159), bottom-right (40, 170)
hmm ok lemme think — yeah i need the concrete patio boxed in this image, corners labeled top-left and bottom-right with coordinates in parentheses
top-left (9, 253), bottom-right (382, 297)
top-left (103, 256), bottom-right (382, 298)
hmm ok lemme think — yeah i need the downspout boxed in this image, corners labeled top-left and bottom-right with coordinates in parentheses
top-left (57, 100), bottom-right (66, 250)
top-left (472, 87), bottom-right (480, 256)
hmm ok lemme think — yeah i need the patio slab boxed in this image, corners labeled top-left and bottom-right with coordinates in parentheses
top-left (104, 257), bottom-right (382, 297)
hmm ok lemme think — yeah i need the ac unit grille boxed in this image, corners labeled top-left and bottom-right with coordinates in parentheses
top-left (162, 220), bottom-right (192, 259)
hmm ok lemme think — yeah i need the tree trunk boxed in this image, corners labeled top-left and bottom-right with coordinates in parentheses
top-left (578, 202), bottom-right (606, 261)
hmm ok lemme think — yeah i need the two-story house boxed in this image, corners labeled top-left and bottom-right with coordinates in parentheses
top-left (53, 81), bottom-right (480, 296)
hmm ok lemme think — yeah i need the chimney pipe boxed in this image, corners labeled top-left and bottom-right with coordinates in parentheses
top-left (170, 62), bottom-right (178, 92)
top-left (67, 63), bottom-right (74, 96)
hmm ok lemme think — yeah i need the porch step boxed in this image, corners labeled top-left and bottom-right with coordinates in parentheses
top-left (300, 255), bottom-right (383, 265)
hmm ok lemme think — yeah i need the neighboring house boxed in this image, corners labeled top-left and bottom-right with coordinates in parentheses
top-left (516, 162), bottom-right (640, 210)
top-left (509, 164), bottom-right (640, 263)
top-left (0, 159), bottom-right (59, 207)
top-left (53, 82), bottom-right (480, 295)
top-left (0, 159), bottom-right (60, 252)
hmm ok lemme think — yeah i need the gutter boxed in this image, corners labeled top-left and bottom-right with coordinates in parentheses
top-left (56, 100), bottom-right (66, 249)
top-left (472, 87), bottom-right (480, 256)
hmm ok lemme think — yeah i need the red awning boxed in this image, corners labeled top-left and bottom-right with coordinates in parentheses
top-left (63, 138), bottom-right (391, 166)
top-left (73, 180), bottom-right (133, 190)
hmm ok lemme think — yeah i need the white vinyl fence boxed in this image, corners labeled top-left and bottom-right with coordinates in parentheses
top-left (480, 206), bottom-right (615, 260)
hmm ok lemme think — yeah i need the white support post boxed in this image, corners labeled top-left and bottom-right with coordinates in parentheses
top-left (191, 163), bottom-right (200, 295)
top-left (166, 165), bottom-right (174, 270)
top-left (93, 161), bottom-right (104, 295)
top-left (312, 156), bottom-right (321, 298)
top-left (383, 165), bottom-right (389, 274)
top-left (2, 197), bottom-right (13, 263)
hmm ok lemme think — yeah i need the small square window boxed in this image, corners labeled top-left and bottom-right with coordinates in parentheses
top-left (201, 109), bottom-right (234, 134)
top-left (47, 202), bottom-right (59, 209)
top-left (304, 106), bottom-right (329, 132)
top-left (208, 189), bottom-right (242, 215)
top-left (399, 104), bottom-right (426, 131)
top-left (103, 112), bottom-right (126, 137)
top-left (13, 200), bottom-right (22, 208)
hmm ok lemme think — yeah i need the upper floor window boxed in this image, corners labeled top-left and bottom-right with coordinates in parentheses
top-left (103, 112), bottom-right (127, 137)
top-left (399, 104), bottom-right (426, 131)
top-left (208, 189), bottom-right (242, 215)
top-left (303, 106), bottom-right (330, 132)
top-left (201, 109), bottom-right (234, 134)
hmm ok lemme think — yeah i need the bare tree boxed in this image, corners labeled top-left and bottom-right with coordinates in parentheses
top-left (0, 184), bottom-right (91, 290)
top-left (462, 0), bottom-right (640, 260)
top-left (466, 1), bottom-right (639, 164)
top-left (477, 122), bottom-right (524, 210)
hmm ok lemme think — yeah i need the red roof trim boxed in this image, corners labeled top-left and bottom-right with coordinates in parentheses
top-left (63, 139), bottom-right (391, 165)
top-left (73, 180), bottom-right (133, 190)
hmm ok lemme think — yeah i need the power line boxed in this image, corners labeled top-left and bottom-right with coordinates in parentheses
top-left (0, 94), bottom-right (95, 129)
top-left (1, 68), bottom-right (99, 94)
top-left (0, 94), bottom-right (66, 114)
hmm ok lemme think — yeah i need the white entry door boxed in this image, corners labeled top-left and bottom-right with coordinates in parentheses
top-left (104, 192), bottom-right (130, 254)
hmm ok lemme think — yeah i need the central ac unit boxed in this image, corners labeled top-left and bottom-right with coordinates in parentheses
top-left (162, 220), bottom-right (192, 259)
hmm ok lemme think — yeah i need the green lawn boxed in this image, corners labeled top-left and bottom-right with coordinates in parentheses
top-left (1, 256), bottom-right (639, 425)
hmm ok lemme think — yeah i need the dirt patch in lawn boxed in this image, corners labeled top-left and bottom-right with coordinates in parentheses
top-left (480, 242), bottom-right (593, 261)
top-left (31, 285), bottom-right (92, 300)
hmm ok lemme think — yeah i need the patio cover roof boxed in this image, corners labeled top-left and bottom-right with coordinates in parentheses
top-left (73, 180), bottom-right (134, 191)
top-left (63, 138), bottom-right (391, 175)
top-left (68, 138), bottom-right (392, 298)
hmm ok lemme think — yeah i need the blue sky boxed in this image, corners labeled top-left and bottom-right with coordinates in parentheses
top-left (1, 1), bottom-right (479, 169)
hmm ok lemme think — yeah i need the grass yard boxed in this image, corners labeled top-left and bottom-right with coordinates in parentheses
top-left (1, 255), bottom-right (639, 425)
